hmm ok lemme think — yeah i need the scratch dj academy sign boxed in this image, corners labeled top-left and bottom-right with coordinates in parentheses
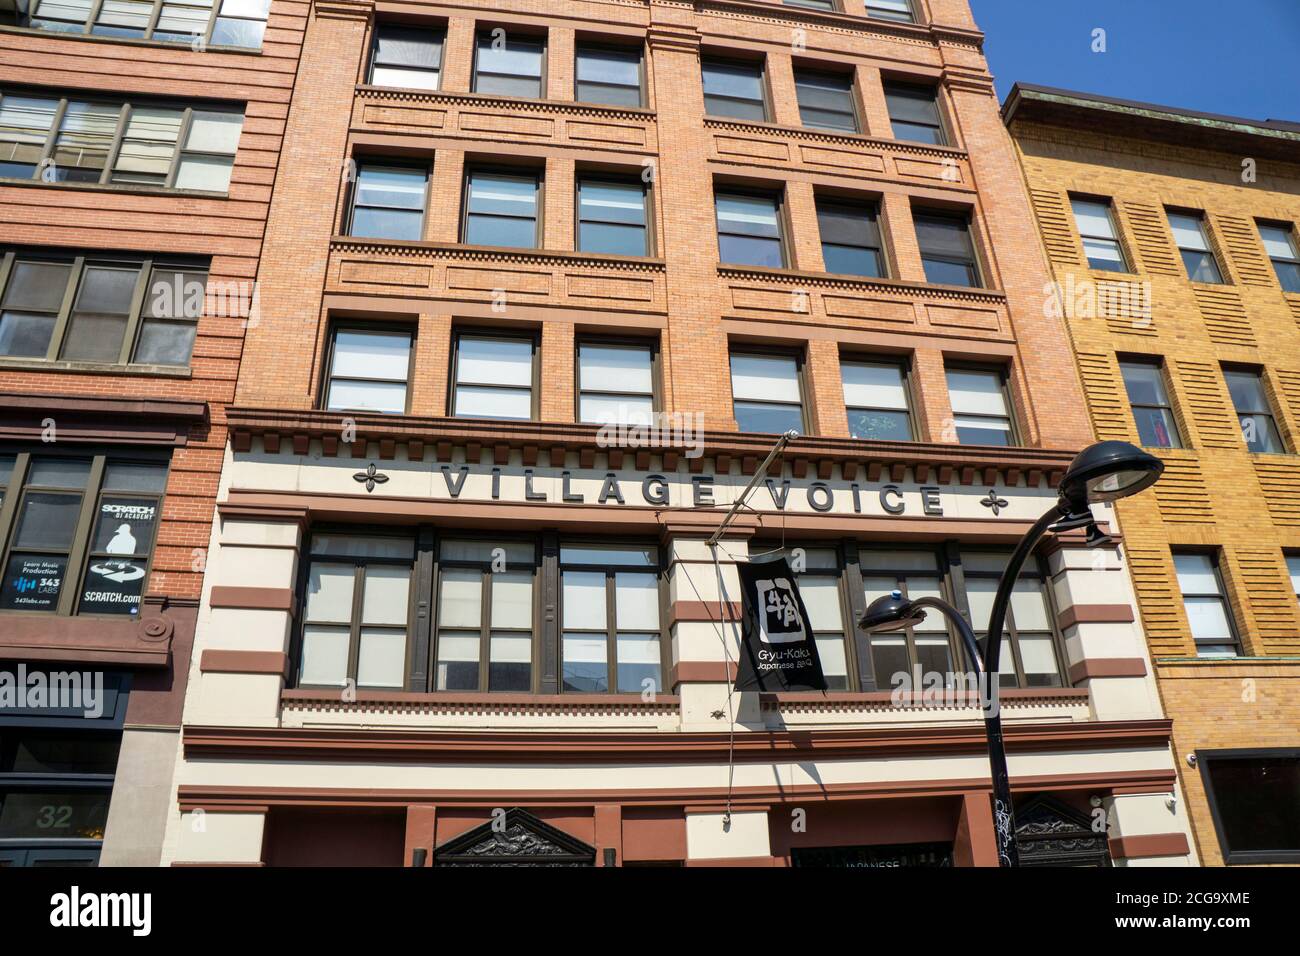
top-left (348, 462), bottom-right (1035, 520)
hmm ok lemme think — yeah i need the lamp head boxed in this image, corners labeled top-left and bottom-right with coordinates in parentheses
top-left (860, 589), bottom-right (927, 633)
top-left (1059, 440), bottom-right (1163, 508)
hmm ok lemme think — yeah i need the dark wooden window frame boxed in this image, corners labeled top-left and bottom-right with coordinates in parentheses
top-left (1118, 355), bottom-right (1183, 450)
top-left (366, 21), bottom-right (447, 90)
top-left (573, 333), bottom-right (662, 425)
top-left (792, 64), bottom-right (860, 133)
top-left (471, 26), bottom-right (549, 99)
top-left (1172, 548), bottom-right (1242, 656)
top-left (700, 54), bottom-right (772, 123)
top-left (14, 0), bottom-right (269, 49)
top-left (0, 249), bottom-right (207, 368)
top-left (840, 351), bottom-right (916, 441)
top-left (1069, 193), bottom-right (1131, 273)
top-left (728, 343), bottom-right (810, 435)
top-left (944, 361), bottom-right (1020, 447)
top-left (449, 327), bottom-right (541, 422)
top-left (1166, 207), bottom-right (1226, 285)
top-left (956, 551), bottom-right (1067, 689)
top-left (865, 0), bottom-right (918, 23)
top-left (882, 79), bottom-right (949, 146)
top-left (714, 184), bottom-right (790, 269)
top-left (343, 159), bottom-right (431, 240)
top-left (460, 164), bottom-right (544, 250)
top-left (1222, 363), bottom-right (1286, 454)
top-left (913, 206), bottom-right (984, 288)
top-left (318, 319), bottom-right (416, 415)
top-left (816, 194), bottom-right (886, 278)
top-left (0, 447), bottom-right (169, 618)
top-left (573, 39), bottom-right (646, 108)
top-left (574, 171), bottom-right (654, 258)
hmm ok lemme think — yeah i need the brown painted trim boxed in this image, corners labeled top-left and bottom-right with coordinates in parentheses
top-left (686, 856), bottom-right (778, 867)
top-left (209, 586), bottom-right (295, 613)
top-left (669, 661), bottom-right (738, 686)
top-left (0, 614), bottom-right (174, 668)
top-left (176, 769), bottom-right (1180, 812)
top-left (667, 600), bottom-right (742, 627)
top-left (1068, 658), bottom-right (1148, 684)
top-left (0, 392), bottom-right (206, 420)
top-left (684, 804), bottom-right (771, 814)
top-left (200, 650), bottom-right (289, 678)
top-left (182, 717), bottom-right (1174, 765)
top-left (282, 689), bottom-right (680, 708)
top-left (1057, 604), bottom-right (1136, 629)
top-left (1108, 832), bottom-right (1191, 859)
top-left (216, 504), bottom-right (309, 527)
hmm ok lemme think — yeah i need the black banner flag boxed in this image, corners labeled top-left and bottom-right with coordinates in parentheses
top-left (734, 558), bottom-right (828, 692)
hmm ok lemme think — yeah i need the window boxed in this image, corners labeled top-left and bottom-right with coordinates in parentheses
top-left (784, 0), bottom-right (836, 9)
top-left (464, 169), bottom-right (540, 249)
top-left (561, 544), bottom-right (663, 693)
top-left (946, 366), bottom-right (1014, 446)
top-left (0, 92), bottom-right (243, 191)
top-left (1071, 197), bottom-right (1128, 272)
top-left (0, 251), bottom-right (206, 366)
top-left (1258, 222), bottom-right (1300, 293)
top-left (1120, 359), bottom-right (1182, 449)
top-left (323, 327), bottom-right (412, 414)
top-left (17, 0), bottom-right (269, 48)
top-left (754, 546), bottom-right (850, 689)
top-left (452, 333), bottom-right (535, 420)
top-left (962, 552), bottom-right (1063, 688)
top-left (883, 82), bottom-right (945, 145)
top-left (817, 198), bottom-right (884, 277)
top-left (436, 539), bottom-right (537, 692)
top-left (731, 350), bottom-right (804, 434)
top-left (369, 23), bottom-right (444, 91)
top-left (577, 340), bottom-right (655, 425)
top-left (0, 451), bottom-right (167, 616)
top-left (861, 548), bottom-right (955, 688)
top-left (577, 176), bottom-right (649, 256)
top-left (345, 163), bottom-right (427, 242)
top-left (1223, 367), bottom-right (1284, 454)
top-left (915, 211), bottom-right (979, 287)
top-left (1167, 211), bottom-right (1223, 283)
top-left (472, 30), bottom-right (545, 99)
top-left (298, 533), bottom-right (414, 690)
top-left (575, 44), bottom-right (643, 107)
top-left (701, 57), bottom-right (767, 122)
top-left (842, 358), bottom-right (912, 441)
top-left (1288, 553), bottom-right (1300, 607)
top-left (794, 69), bottom-right (857, 132)
top-left (866, 0), bottom-right (915, 21)
top-left (715, 190), bottom-right (784, 268)
top-left (1173, 552), bottom-right (1239, 657)
top-left (1200, 750), bottom-right (1300, 864)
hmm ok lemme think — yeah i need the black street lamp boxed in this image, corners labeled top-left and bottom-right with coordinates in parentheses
top-left (860, 441), bottom-right (1163, 866)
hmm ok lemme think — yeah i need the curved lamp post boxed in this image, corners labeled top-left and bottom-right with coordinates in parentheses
top-left (860, 441), bottom-right (1163, 866)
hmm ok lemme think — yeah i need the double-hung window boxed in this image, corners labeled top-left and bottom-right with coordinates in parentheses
top-left (19, 0), bottom-right (270, 49)
top-left (561, 544), bottom-right (663, 694)
top-left (1258, 222), bottom-right (1300, 293)
top-left (472, 30), bottom-right (545, 98)
top-left (730, 350), bottom-right (804, 435)
top-left (883, 82), bottom-right (945, 145)
top-left (0, 451), bottom-right (168, 616)
top-left (1287, 553), bottom-right (1300, 608)
top-left (794, 69), bottom-right (857, 132)
top-left (715, 190), bottom-right (785, 268)
top-left (946, 366), bottom-right (1014, 446)
top-left (369, 24), bottom-right (444, 91)
top-left (962, 552), bottom-right (1063, 688)
top-left (323, 326), bottom-right (413, 414)
top-left (1223, 366), bottom-right (1284, 454)
top-left (1167, 210), bottom-right (1224, 283)
top-left (915, 211), bottom-right (980, 287)
top-left (577, 340), bottom-right (655, 425)
top-left (298, 533), bottom-right (415, 690)
top-left (0, 92), bottom-right (243, 192)
top-left (866, 0), bottom-right (915, 21)
top-left (1120, 359), bottom-right (1182, 449)
top-left (575, 44), bottom-right (643, 107)
top-left (451, 332), bottom-right (535, 420)
top-left (817, 198), bottom-right (884, 277)
top-left (701, 57), bottom-right (767, 122)
top-left (464, 169), bottom-right (541, 249)
top-left (860, 548), bottom-right (954, 687)
top-left (1071, 197), bottom-right (1128, 272)
top-left (346, 163), bottom-right (427, 241)
top-left (842, 357), bottom-right (912, 441)
top-left (0, 251), bottom-right (206, 366)
top-left (1174, 551), bottom-right (1240, 657)
top-left (435, 539), bottom-right (537, 692)
top-left (577, 176), bottom-right (649, 256)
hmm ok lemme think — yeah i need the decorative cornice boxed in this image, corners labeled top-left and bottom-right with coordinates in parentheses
top-left (329, 236), bottom-right (667, 274)
top-left (355, 85), bottom-right (656, 123)
top-left (280, 689), bottom-right (680, 719)
top-left (182, 717), bottom-right (1173, 764)
top-left (224, 407), bottom-right (1078, 489)
top-left (717, 263), bottom-right (1007, 304)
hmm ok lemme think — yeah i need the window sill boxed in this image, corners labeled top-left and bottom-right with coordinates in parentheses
top-left (330, 234), bottom-right (666, 269)
top-left (717, 261), bottom-right (1002, 299)
top-left (354, 84), bottom-right (656, 119)
top-left (0, 23), bottom-right (262, 55)
top-left (0, 176), bottom-right (227, 199)
top-left (0, 357), bottom-right (192, 378)
top-left (282, 688), bottom-right (680, 707)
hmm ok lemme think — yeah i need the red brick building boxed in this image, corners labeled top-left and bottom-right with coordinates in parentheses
top-left (0, 0), bottom-right (301, 864)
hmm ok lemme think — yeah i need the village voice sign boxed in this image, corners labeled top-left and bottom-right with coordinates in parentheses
top-left (734, 557), bottom-right (827, 692)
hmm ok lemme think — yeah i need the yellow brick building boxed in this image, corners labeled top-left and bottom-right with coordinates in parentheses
top-left (1005, 85), bottom-right (1300, 866)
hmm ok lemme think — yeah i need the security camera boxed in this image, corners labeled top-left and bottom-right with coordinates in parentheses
top-left (1186, 753), bottom-right (1198, 767)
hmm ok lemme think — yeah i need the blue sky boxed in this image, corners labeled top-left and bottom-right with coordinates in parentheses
top-left (969, 0), bottom-right (1300, 121)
